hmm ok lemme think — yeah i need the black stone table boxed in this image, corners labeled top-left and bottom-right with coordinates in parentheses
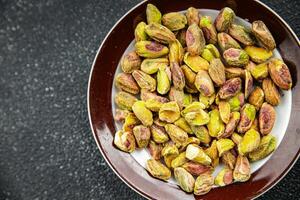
top-left (0, 0), bottom-right (299, 199)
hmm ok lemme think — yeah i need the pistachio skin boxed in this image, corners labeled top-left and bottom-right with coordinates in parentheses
top-left (233, 155), bottom-right (251, 182)
top-left (237, 103), bottom-right (256, 134)
top-left (146, 159), bottom-right (171, 181)
top-left (219, 78), bottom-right (242, 99)
top-left (208, 58), bottom-right (226, 87)
top-left (194, 172), bottom-right (214, 195)
top-left (132, 101), bottom-right (153, 126)
top-left (186, 7), bottom-right (200, 25)
top-left (268, 58), bottom-right (292, 90)
top-left (214, 7), bottom-right (235, 32)
top-left (162, 12), bottom-right (187, 31)
top-left (133, 125), bottom-right (151, 148)
top-left (141, 58), bottom-right (168, 74)
top-left (146, 4), bottom-right (162, 24)
top-left (252, 20), bottom-right (276, 50)
top-left (194, 70), bottom-right (215, 97)
top-left (145, 23), bottom-right (176, 44)
top-left (135, 22), bottom-right (148, 42)
top-left (238, 129), bottom-right (261, 155)
top-left (148, 140), bottom-right (162, 160)
top-left (132, 70), bottom-right (156, 92)
top-left (135, 41), bottom-right (169, 58)
top-left (262, 78), bottom-right (281, 106)
top-left (115, 73), bottom-right (140, 95)
top-left (228, 24), bottom-right (255, 46)
top-left (114, 91), bottom-right (137, 111)
top-left (249, 135), bottom-right (277, 162)
top-left (248, 87), bottom-right (264, 110)
top-left (200, 16), bottom-right (218, 45)
top-left (259, 103), bottom-right (276, 135)
top-left (174, 167), bottom-right (195, 193)
top-left (186, 23), bottom-right (206, 56)
top-left (217, 32), bottom-right (241, 52)
top-left (114, 130), bottom-right (136, 153)
top-left (214, 168), bottom-right (233, 186)
top-left (223, 48), bottom-right (249, 67)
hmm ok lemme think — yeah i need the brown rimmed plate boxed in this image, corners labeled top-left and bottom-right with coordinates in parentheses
top-left (88, 0), bottom-right (300, 199)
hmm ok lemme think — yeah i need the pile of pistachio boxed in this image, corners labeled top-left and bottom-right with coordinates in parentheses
top-left (113, 4), bottom-right (292, 195)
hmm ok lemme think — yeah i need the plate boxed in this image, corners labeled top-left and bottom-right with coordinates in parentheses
top-left (88, 0), bottom-right (300, 199)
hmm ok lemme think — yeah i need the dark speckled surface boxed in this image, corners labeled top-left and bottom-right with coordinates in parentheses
top-left (0, 0), bottom-right (299, 199)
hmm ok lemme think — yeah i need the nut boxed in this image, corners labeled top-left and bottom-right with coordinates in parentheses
top-left (238, 129), bottom-right (261, 155)
top-left (231, 132), bottom-right (243, 145)
top-left (156, 66), bottom-right (171, 95)
top-left (244, 46), bottom-right (273, 63)
top-left (259, 102), bottom-right (276, 135)
top-left (244, 70), bottom-right (254, 99)
top-left (207, 109), bottom-right (225, 137)
top-left (199, 16), bottom-right (218, 45)
top-left (165, 124), bottom-right (188, 145)
top-left (220, 112), bottom-right (240, 138)
top-left (217, 32), bottom-right (241, 52)
top-left (148, 140), bottom-right (162, 160)
top-left (132, 70), bottom-right (156, 92)
top-left (181, 64), bottom-right (197, 89)
top-left (262, 78), bottom-right (281, 106)
top-left (169, 39), bottom-right (184, 64)
top-left (176, 29), bottom-right (187, 47)
top-left (114, 130), bottom-right (136, 152)
top-left (115, 73), bottom-right (140, 94)
top-left (114, 91), bottom-right (137, 111)
top-left (181, 102), bottom-right (206, 117)
top-left (145, 99), bottom-right (163, 112)
top-left (204, 140), bottom-right (219, 167)
top-left (174, 117), bottom-right (193, 134)
top-left (159, 101), bottom-right (181, 123)
top-left (237, 103), bottom-right (256, 134)
top-left (186, 144), bottom-right (212, 165)
top-left (146, 4), bottom-right (162, 24)
top-left (221, 150), bottom-right (237, 169)
top-left (249, 135), bottom-right (277, 161)
top-left (168, 87), bottom-right (185, 109)
top-left (214, 7), bottom-right (235, 32)
top-left (182, 162), bottom-right (212, 176)
top-left (151, 124), bottom-right (169, 144)
top-left (179, 137), bottom-right (201, 152)
top-left (161, 142), bottom-right (179, 156)
top-left (219, 78), bottom-right (242, 99)
top-left (122, 113), bottom-right (140, 132)
top-left (199, 93), bottom-right (215, 109)
top-left (145, 23), bottom-right (176, 44)
top-left (228, 24), bottom-right (255, 46)
top-left (251, 118), bottom-right (259, 131)
top-left (225, 67), bottom-right (245, 79)
top-left (134, 21), bottom-right (148, 42)
top-left (170, 62), bottom-right (185, 90)
top-left (219, 101), bottom-right (231, 124)
top-left (140, 89), bottom-right (169, 103)
top-left (171, 152), bottom-right (188, 168)
top-left (208, 58), bottom-right (226, 86)
top-left (114, 109), bottom-right (131, 122)
top-left (183, 52), bottom-right (209, 72)
top-left (135, 41), bottom-right (169, 58)
top-left (194, 172), bottom-right (214, 195)
top-left (214, 168), bottom-right (233, 186)
top-left (228, 92), bottom-right (245, 111)
top-left (195, 70), bottom-right (215, 96)
top-left (184, 109), bottom-right (210, 126)
top-left (186, 7), bottom-right (200, 25)
top-left (132, 101), bottom-right (153, 126)
top-left (252, 20), bottom-right (276, 50)
top-left (192, 125), bottom-right (211, 144)
top-left (183, 93), bottom-right (193, 107)
top-left (268, 58), bottom-right (292, 90)
top-left (164, 154), bottom-right (177, 168)
top-left (233, 155), bottom-right (251, 182)
top-left (162, 12), bottom-right (187, 31)
top-left (186, 23), bottom-right (205, 55)
top-left (248, 86), bottom-right (264, 110)
top-left (141, 58), bottom-right (168, 74)
top-left (216, 139), bottom-right (235, 157)
top-left (121, 51), bottom-right (141, 73)
top-left (249, 62), bottom-right (269, 81)
top-left (201, 44), bottom-right (221, 62)
top-left (146, 159), bottom-right (171, 181)
top-left (133, 125), bottom-right (151, 148)
top-left (223, 48), bottom-right (249, 67)
top-left (174, 167), bottom-right (195, 193)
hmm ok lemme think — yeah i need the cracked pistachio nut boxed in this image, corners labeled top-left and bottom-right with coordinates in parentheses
top-left (192, 125), bottom-right (211, 144)
top-left (177, 29), bottom-right (187, 47)
top-left (228, 24), bottom-right (255, 46)
top-left (132, 70), bottom-right (156, 92)
top-left (146, 4), bottom-right (162, 24)
top-left (133, 125), bottom-right (151, 148)
top-left (171, 62), bottom-right (185, 90)
top-left (245, 70), bottom-right (254, 99)
top-left (208, 58), bottom-right (226, 86)
top-left (164, 154), bottom-right (177, 168)
top-left (171, 152), bottom-right (188, 168)
top-left (140, 89), bottom-right (169, 103)
top-left (205, 140), bottom-right (219, 167)
top-left (217, 32), bottom-right (241, 52)
top-left (250, 62), bottom-right (269, 81)
top-left (132, 101), bottom-right (153, 126)
top-left (162, 12), bottom-right (187, 31)
top-left (134, 21), bottom-right (148, 42)
top-left (194, 172), bottom-right (214, 195)
top-left (221, 150), bottom-right (237, 169)
top-left (262, 78), bottom-right (281, 106)
top-left (214, 7), bottom-right (235, 32)
top-left (183, 93), bottom-right (193, 107)
top-left (268, 58), bottom-right (292, 90)
top-left (153, 117), bottom-right (167, 127)
top-left (199, 16), bottom-right (218, 45)
top-left (174, 167), bottom-right (195, 193)
top-left (238, 129), bottom-right (261, 155)
top-left (186, 23), bottom-right (206, 56)
top-left (181, 102), bottom-right (206, 116)
top-left (223, 48), bottom-right (249, 67)
top-left (169, 39), bottom-right (184, 64)
top-left (245, 46), bottom-right (273, 64)
top-left (184, 109), bottom-right (210, 126)
top-left (237, 103), bottom-right (256, 133)
top-left (233, 155), bottom-right (251, 182)
top-left (219, 101), bottom-right (231, 124)
top-left (151, 124), bottom-right (169, 144)
top-left (228, 92), bottom-right (245, 112)
top-left (249, 135), bottom-right (276, 162)
top-left (259, 103), bottom-right (276, 135)
top-left (157, 66), bottom-right (171, 95)
top-left (114, 130), bottom-right (136, 152)
top-left (199, 93), bottom-right (215, 109)
top-left (225, 67), bottom-right (245, 79)
top-left (186, 144), bottom-right (212, 165)
top-left (114, 91), bottom-right (137, 111)
top-left (123, 113), bottom-right (140, 132)
top-left (201, 44), bottom-right (220, 62)
top-left (181, 64), bottom-right (197, 89)
top-left (179, 137), bottom-right (201, 152)
top-left (161, 142), bottom-right (179, 157)
top-left (195, 70), bottom-right (215, 96)
top-left (174, 117), bottom-right (193, 134)
top-left (145, 99), bottom-right (163, 112)
top-left (159, 101), bottom-right (181, 123)
top-left (168, 87), bottom-right (185, 109)
top-left (183, 52), bottom-right (209, 72)
top-left (214, 168), bottom-right (233, 186)
top-left (220, 112), bottom-right (240, 138)
top-left (146, 159), bottom-right (171, 181)
top-left (115, 73), bottom-right (140, 94)
top-left (121, 51), bottom-right (141, 73)
top-left (182, 162), bottom-right (212, 176)
top-left (231, 132), bottom-right (243, 145)
top-left (114, 109), bottom-right (131, 122)
top-left (135, 41), bottom-right (169, 58)
top-left (145, 23), bottom-right (176, 44)
top-left (207, 109), bottom-right (225, 138)
top-left (165, 124), bottom-right (188, 145)
top-left (252, 20), bottom-right (276, 50)
top-left (219, 77), bottom-right (242, 99)
top-left (216, 139), bottom-right (235, 157)
top-left (141, 58), bottom-right (168, 74)
top-left (186, 7), bottom-right (200, 25)
top-left (148, 140), bottom-right (162, 160)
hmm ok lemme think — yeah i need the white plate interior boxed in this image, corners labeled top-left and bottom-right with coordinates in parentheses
top-left (111, 9), bottom-right (292, 186)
